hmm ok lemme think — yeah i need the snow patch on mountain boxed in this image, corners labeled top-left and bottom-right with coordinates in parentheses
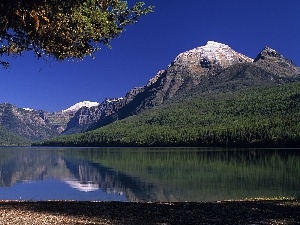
top-left (105, 97), bottom-right (124, 103)
top-left (62, 101), bottom-right (100, 112)
top-left (23, 108), bottom-right (34, 111)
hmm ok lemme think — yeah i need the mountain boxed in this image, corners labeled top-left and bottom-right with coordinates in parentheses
top-left (3, 41), bottom-right (300, 146)
top-left (63, 98), bottom-right (124, 135)
top-left (0, 103), bottom-right (62, 142)
top-left (38, 41), bottom-right (300, 147)
top-left (0, 100), bottom-right (103, 144)
top-left (254, 46), bottom-right (300, 77)
top-left (44, 41), bottom-right (300, 135)
top-left (62, 87), bottom-right (147, 135)
top-left (89, 41), bottom-right (300, 130)
top-left (61, 41), bottom-right (256, 133)
top-left (130, 41), bottom-right (253, 109)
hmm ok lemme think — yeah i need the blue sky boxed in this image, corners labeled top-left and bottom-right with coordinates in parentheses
top-left (1, 0), bottom-right (299, 112)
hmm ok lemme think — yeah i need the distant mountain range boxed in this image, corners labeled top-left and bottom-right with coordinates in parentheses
top-left (1, 41), bottom-right (300, 146)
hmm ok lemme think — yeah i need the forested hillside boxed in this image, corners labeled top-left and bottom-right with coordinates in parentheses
top-left (0, 126), bottom-right (30, 146)
top-left (39, 81), bottom-right (300, 147)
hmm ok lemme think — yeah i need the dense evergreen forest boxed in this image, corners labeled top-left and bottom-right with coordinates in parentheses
top-left (39, 82), bottom-right (300, 147)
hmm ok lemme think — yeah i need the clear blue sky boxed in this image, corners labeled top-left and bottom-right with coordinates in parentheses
top-left (1, 0), bottom-right (299, 112)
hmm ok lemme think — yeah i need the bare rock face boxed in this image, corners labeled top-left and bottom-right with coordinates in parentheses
top-left (145, 70), bottom-right (166, 87)
top-left (123, 87), bottom-right (144, 105)
top-left (37, 110), bottom-right (74, 134)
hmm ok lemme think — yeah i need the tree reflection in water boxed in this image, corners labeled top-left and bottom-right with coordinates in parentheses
top-left (0, 147), bottom-right (299, 202)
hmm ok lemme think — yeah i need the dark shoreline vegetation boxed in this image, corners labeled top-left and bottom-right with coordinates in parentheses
top-left (36, 81), bottom-right (300, 147)
top-left (0, 199), bottom-right (299, 224)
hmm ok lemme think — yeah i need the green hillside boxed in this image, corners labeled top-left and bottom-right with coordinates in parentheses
top-left (0, 126), bottom-right (30, 146)
top-left (39, 82), bottom-right (300, 147)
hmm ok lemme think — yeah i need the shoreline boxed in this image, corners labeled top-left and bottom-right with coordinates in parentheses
top-left (0, 200), bottom-right (299, 224)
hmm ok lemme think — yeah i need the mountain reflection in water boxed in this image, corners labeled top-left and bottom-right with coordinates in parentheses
top-left (0, 147), bottom-right (299, 202)
top-left (63, 180), bottom-right (99, 192)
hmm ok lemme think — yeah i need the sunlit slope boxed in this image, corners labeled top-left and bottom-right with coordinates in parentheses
top-left (40, 81), bottom-right (300, 147)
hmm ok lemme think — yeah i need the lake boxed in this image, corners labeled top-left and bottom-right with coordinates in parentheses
top-left (0, 147), bottom-right (299, 202)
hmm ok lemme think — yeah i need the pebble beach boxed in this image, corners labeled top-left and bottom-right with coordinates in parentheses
top-left (0, 200), bottom-right (299, 224)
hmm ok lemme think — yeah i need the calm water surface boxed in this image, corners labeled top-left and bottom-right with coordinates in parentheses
top-left (0, 147), bottom-right (299, 202)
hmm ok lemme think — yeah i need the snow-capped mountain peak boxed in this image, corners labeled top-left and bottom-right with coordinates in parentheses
top-left (172, 41), bottom-right (253, 69)
top-left (62, 101), bottom-right (100, 112)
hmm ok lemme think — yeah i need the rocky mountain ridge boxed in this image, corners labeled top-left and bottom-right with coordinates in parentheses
top-left (1, 41), bottom-right (300, 144)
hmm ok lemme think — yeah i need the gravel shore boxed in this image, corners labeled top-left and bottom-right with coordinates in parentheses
top-left (0, 200), bottom-right (299, 224)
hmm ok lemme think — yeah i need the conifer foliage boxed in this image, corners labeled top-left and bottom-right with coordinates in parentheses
top-left (0, 0), bottom-right (153, 67)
